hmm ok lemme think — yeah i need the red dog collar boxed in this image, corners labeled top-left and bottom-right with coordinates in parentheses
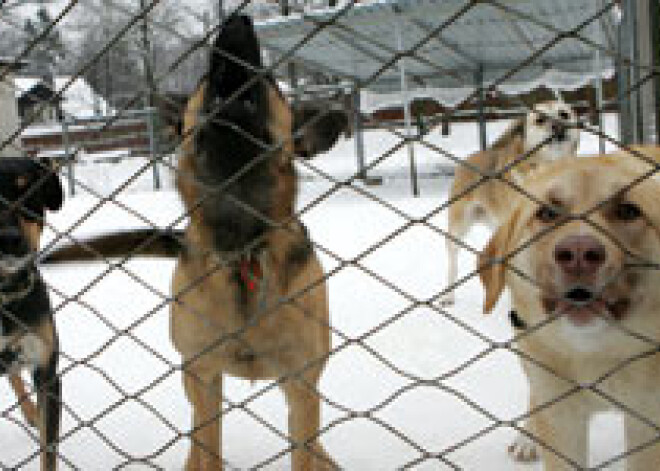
top-left (239, 256), bottom-right (263, 292)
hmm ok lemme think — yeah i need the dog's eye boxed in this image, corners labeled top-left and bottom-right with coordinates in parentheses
top-left (535, 205), bottom-right (561, 223)
top-left (535, 116), bottom-right (547, 126)
top-left (614, 202), bottom-right (642, 221)
top-left (558, 110), bottom-right (570, 120)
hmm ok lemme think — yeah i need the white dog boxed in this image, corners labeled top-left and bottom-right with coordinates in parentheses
top-left (480, 153), bottom-right (660, 469)
top-left (442, 100), bottom-right (579, 307)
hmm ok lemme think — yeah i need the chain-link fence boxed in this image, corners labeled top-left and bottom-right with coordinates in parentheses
top-left (0, 0), bottom-right (659, 469)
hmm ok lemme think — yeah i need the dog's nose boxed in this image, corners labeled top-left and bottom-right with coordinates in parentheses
top-left (0, 228), bottom-right (27, 256)
top-left (552, 122), bottom-right (567, 141)
top-left (554, 235), bottom-right (606, 277)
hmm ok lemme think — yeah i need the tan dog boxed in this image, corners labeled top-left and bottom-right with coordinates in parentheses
top-left (40, 16), bottom-right (347, 469)
top-left (172, 16), bottom-right (334, 470)
top-left (443, 100), bottom-right (579, 306)
top-left (479, 152), bottom-right (660, 470)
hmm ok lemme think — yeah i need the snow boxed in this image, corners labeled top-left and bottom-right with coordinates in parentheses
top-left (0, 117), bottom-right (630, 469)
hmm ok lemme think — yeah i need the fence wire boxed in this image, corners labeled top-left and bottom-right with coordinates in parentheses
top-left (0, 0), bottom-right (659, 469)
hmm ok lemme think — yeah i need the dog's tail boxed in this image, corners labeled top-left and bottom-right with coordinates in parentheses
top-left (41, 229), bottom-right (185, 264)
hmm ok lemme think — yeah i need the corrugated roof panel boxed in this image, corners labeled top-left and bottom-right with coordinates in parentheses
top-left (256, 0), bottom-right (616, 98)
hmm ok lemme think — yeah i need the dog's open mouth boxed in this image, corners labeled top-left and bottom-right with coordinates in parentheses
top-left (0, 257), bottom-right (36, 303)
top-left (0, 256), bottom-right (33, 278)
top-left (543, 287), bottom-right (630, 326)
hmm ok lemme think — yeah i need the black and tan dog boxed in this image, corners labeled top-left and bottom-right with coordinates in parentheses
top-left (0, 158), bottom-right (63, 470)
top-left (44, 15), bottom-right (340, 470)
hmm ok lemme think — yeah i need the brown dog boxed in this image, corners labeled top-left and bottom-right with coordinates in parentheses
top-left (479, 151), bottom-right (660, 470)
top-left (443, 100), bottom-right (579, 306)
top-left (0, 158), bottom-right (63, 470)
top-left (171, 16), bottom-right (334, 470)
top-left (42, 15), bottom-right (340, 470)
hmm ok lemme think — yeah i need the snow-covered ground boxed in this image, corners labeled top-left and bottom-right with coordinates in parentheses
top-left (0, 117), bottom-right (630, 470)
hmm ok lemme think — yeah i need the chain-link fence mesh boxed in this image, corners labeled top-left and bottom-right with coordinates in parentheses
top-left (0, 0), bottom-right (659, 469)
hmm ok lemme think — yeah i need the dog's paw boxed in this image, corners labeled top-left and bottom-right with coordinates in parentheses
top-left (508, 433), bottom-right (539, 462)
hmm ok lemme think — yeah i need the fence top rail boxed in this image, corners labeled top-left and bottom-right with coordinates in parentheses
top-left (21, 120), bottom-right (150, 138)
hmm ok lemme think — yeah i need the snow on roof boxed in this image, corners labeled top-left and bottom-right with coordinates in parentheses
top-left (13, 77), bottom-right (40, 97)
top-left (55, 76), bottom-right (113, 118)
top-left (13, 76), bottom-right (113, 118)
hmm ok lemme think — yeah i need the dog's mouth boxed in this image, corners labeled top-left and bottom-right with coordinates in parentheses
top-left (0, 256), bottom-right (36, 301)
top-left (543, 286), bottom-right (630, 326)
top-left (552, 128), bottom-right (568, 142)
top-left (0, 256), bottom-right (34, 277)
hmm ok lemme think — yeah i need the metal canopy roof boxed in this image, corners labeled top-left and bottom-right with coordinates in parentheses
top-left (255, 0), bottom-right (617, 103)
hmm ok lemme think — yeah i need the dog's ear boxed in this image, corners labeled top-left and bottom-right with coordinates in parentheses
top-left (478, 206), bottom-right (522, 314)
top-left (293, 105), bottom-right (349, 159)
top-left (491, 118), bottom-right (525, 151)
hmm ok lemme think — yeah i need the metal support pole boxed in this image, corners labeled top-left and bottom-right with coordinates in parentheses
top-left (395, 8), bottom-right (419, 197)
top-left (475, 64), bottom-right (487, 152)
top-left (636, 0), bottom-right (659, 144)
top-left (62, 118), bottom-right (75, 196)
top-left (280, 0), bottom-right (298, 102)
top-left (103, 2), bottom-right (113, 111)
top-left (140, 0), bottom-right (155, 110)
top-left (353, 90), bottom-right (366, 180)
top-left (216, 0), bottom-right (224, 22)
top-left (629, 0), bottom-right (643, 142)
top-left (652, 0), bottom-right (660, 144)
top-left (594, 50), bottom-right (605, 154)
top-left (617, 0), bottom-right (635, 145)
top-left (147, 108), bottom-right (161, 190)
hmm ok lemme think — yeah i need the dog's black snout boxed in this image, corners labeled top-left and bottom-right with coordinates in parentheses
top-left (552, 122), bottom-right (567, 141)
top-left (0, 228), bottom-right (28, 256)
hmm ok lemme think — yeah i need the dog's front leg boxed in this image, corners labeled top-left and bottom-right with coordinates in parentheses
top-left (282, 372), bottom-right (335, 471)
top-left (184, 370), bottom-right (222, 471)
top-left (10, 374), bottom-right (38, 427)
top-left (33, 359), bottom-right (61, 471)
top-left (531, 391), bottom-right (590, 471)
top-left (624, 413), bottom-right (660, 470)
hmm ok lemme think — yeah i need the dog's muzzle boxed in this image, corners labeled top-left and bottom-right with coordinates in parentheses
top-left (0, 255), bottom-right (34, 278)
top-left (0, 256), bottom-right (36, 304)
top-left (0, 345), bottom-right (21, 375)
top-left (552, 123), bottom-right (568, 142)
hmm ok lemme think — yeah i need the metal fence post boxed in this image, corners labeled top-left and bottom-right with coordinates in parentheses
top-left (636, 0), bottom-right (660, 144)
top-left (475, 64), bottom-right (487, 152)
top-left (653, 0), bottom-right (660, 144)
top-left (353, 90), bottom-right (366, 180)
top-left (61, 118), bottom-right (75, 196)
top-left (617, 0), bottom-right (635, 145)
top-left (593, 50), bottom-right (605, 154)
top-left (394, 5), bottom-right (419, 197)
top-left (147, 107), bottom-right (161, 190)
